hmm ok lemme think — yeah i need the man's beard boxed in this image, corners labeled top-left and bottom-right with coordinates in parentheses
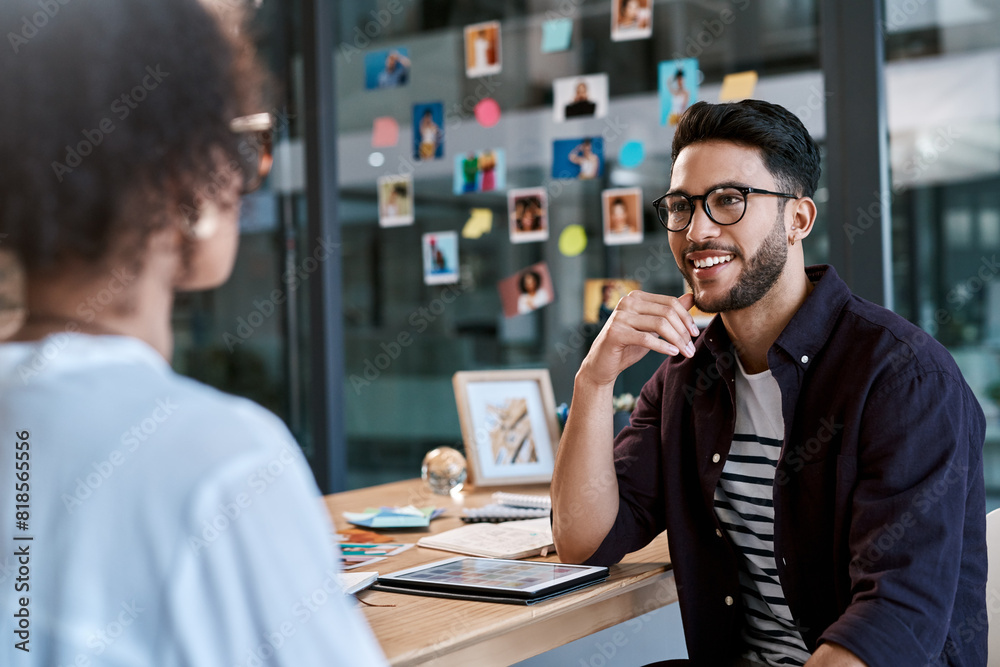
top-left (684, 212), bottom-right (788, 313)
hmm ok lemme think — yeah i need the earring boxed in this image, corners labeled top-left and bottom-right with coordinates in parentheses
top-left (789, 236), bottom-right (796, 246)
top-left (183, 201), bottom-right (221, 240)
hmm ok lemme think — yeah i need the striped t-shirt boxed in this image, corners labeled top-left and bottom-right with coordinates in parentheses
top-left (712, 358), bottom-right (812, 666)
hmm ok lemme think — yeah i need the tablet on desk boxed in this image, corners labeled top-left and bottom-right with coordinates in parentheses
top-left (371, 556), bottom-right (609, 605)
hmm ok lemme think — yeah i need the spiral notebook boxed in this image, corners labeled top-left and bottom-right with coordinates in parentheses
top-left (461, 493), bottom-right (552, 522)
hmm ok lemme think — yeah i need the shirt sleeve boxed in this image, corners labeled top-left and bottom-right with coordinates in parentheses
top-left (163, 421), bottom-right (387, 667)
top-left (584, 362), bottom-right (669, 566)
top-left (818, 369), bottom-right (986, 666)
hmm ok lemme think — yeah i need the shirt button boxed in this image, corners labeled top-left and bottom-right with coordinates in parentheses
top-left (712, 453), bottom-right (721, 463)
top-left (716, 528), bottom-right (723, 538)
top-left (800, 355), bottom-right (809, 364)
top-left (725, 595), bottom-right (734, 606)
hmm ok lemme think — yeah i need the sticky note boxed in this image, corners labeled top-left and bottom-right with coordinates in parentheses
top-left (559, 225), bottom-right (588, 257)
top-left (541, 18), bottom-right (573, 53)
top-left (462, 208), bottom-right (493, 239)
top-left (371, 116), bottom-right (399, 148)
top-left (719, 71), bottom-right (759, 102)
top-left (619, 141), bottom-right (645, 168)
top-left (475, 98), bottom-right (501, 128)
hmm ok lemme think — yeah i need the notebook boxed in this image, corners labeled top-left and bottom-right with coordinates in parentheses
top-left (337, 571), bottom-right (378, 595)
top-left (493, 492), bottom-right (551, 509)
top-left (417, 517), bottom-right (554, 560)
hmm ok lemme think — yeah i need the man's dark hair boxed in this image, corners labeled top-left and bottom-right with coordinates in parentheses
top-left (0, 0), bottom-right (267, 274)
top-left (671, 100), bottom-right (821, 198)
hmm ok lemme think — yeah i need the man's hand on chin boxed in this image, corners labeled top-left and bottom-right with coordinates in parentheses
top-left (804, 642), bottom-right (867, 667)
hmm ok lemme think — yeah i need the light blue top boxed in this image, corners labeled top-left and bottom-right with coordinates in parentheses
top-left (0, 333), bottom-right (386, 666)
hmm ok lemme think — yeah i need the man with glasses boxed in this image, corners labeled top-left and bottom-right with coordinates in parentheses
top-left (552, 100), bottom-right (986, 667)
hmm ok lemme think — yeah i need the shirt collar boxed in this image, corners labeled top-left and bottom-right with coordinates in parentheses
top-left (700, 264), bottom-right (851, 370)
top-left (770, 264), bottom-right (851, 369)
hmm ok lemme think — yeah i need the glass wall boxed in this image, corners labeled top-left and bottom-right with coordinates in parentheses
top-left (883, 0), bottom-right (1000, 505)
top-left (171, 1), bottom-right (320, 460)
top-left (334, 0), bottom-right (827, 488)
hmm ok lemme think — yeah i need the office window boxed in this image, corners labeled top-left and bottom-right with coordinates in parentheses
top-left (885, 3), bottom-right (1000, 505)
top-left (333, 0), bottom-right (825, 487)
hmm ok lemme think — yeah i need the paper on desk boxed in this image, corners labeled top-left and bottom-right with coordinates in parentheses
top-left (340, 542), bottom-right (414, 557)
top-left (338, 571), bottom-right (379, 595)
top-left (341, 555), bottom-right (386, 570)
top-left (343, 505), bottom-right (445, 528)
top-left (417, 517), bottom-right (554, 559)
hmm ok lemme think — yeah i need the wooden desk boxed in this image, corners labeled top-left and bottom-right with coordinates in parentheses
top-left (324, 479), bottom-right (676, 666)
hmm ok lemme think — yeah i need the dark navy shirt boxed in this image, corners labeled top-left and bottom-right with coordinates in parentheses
top-left (583, 265), bottom-right (987, 666)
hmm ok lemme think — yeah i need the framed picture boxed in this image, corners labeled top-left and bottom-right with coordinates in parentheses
top-left (464, 21), bottom-right (502, 77)
top-left (422, 231), bottom-right (459, 285)
top-left (611, 0), bottom-right (652, 41)
top-left (497, 261), bottom-right (555, 317)
top-left (452, 369), bottom-right (561, 486)
top-left (583, 278), bottom-right (640, 324)
top-left (413, 101), bottom-right (445, 161)
top-left (552, 73), bottom-right (608, 122)
top-left (364, 47), bottom-right (411, 89)
top-left (453, 149), bottom-right (506, 194)
top-left (377, 174), bottom-right (414, 227)
top-left (602, 187), bottom-right (644, 245)
top-left (508, 187), bottom-right (548, 243)
top-left (658, 58), bottom-right (699, 126)
top-left (552, 137), bottom-right (604, 180)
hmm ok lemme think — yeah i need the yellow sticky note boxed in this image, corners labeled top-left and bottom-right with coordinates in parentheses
top-left (559, 225), bottom-right (587, 257)
top-left (462, 208), bottom-right (493, 239)
top-left (718, 71), bottom-right (758, 102)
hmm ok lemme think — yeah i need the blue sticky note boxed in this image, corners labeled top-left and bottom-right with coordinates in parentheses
top-left (619, 141), bottom-right (645, 168)
top-left (541, 19), bottom-right (573, 53)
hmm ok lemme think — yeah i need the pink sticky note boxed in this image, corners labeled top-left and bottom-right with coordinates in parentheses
top-left (371, 117), bottom-right (399, 148)
top-left (474, 98), bottom-right (501, 128)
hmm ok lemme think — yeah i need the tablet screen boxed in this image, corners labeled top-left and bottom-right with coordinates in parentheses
top-left (380, 557), bottom-right (607, 597)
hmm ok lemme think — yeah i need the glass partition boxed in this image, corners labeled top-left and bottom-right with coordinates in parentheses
top-left (334, 0), bottom-right (825, 488)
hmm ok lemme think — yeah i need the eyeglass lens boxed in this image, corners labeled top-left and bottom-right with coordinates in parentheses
top-left (657, 187), bottom-right (747, 230)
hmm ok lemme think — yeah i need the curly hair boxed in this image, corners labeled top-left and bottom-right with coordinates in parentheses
top-left (519, 269), bottom-right (543, 293)
top-left (0, 0), bottom-right (268, 274)
top-left (671, 100), bottom-right (821, 198)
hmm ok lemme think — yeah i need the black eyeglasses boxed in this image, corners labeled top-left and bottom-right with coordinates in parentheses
top-left (652, 186), bottom-right (798, 232)
top-left (229, 113), bottom-right (274, 195)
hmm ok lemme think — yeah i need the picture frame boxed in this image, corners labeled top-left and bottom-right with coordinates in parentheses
top-left (452, 369), bottom-right (561, 487)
